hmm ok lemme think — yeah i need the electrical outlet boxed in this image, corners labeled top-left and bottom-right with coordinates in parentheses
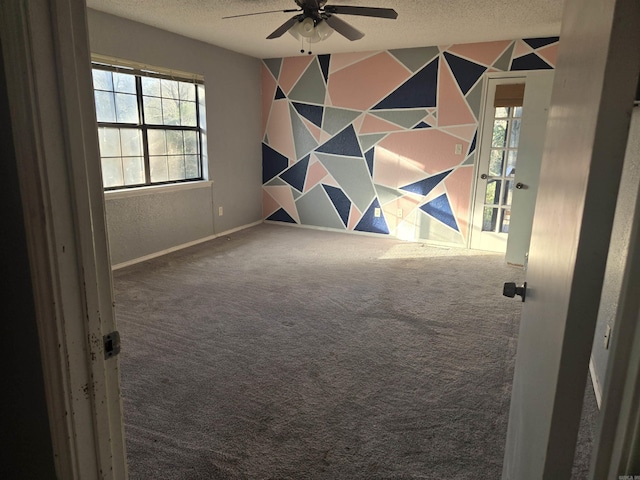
top-left (604, 324), bottom-right (611, 349)
top-left (218, 206), bottom-right (224, 216)
top-left (455, 144), bottom-right (463, 155)
top-left (397, 208), bottom-right (403, 218)
top-left (374, 207), bottom-right (381, 218)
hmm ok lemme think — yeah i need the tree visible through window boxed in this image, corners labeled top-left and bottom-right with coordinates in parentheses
top-left (92, 64), bottom-right (205, 189)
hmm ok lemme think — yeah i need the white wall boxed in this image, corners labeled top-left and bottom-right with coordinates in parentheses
top-left (591, 106), bottom-right (640, 400)
top-left (87, 10), bottom-right (263, 265)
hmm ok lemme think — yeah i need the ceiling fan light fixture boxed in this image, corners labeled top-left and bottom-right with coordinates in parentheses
top-left (298, 17), bottom-right (316, 38)
top-left (288, 17), bottom-right (333, 43)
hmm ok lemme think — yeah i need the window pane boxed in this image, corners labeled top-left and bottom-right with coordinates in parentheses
top-left (166, 130), bottom-right (183, 154)
top-left (161, 79), bottom-right (180, 99)
top-left (168, 155), bottom-right (186, 181)
top-left (513, 106), bottom-right (523, 118)
top-left (147, 129), bottom-right (166, 155)
top-left (485, 179), bottom-right (501, 205)
top-left (495, 107), bottom-right (509, 118)
top-left (180, 101), bottom-right (197, 126)
top-left (112, 72), bottom-right (136, 94)
top-left (489, 150), bottom-right (504, 176)
top-left (185, 155), bottom-right (200, 179)
top-left (198, 85), bottom-right (206, 130)
top-left (101, 157), bottom-right (123, 188)
top-left (120, 129), bottom-right (143, 156)
top-left (482, 207), bottom-right (498, 232)
top-left (115, 93), bottom-right (139, 123)
top-left (150, 156), bottom-right (169, 183)
top-left (141, 77), bottom-right (161, 97)
top-left (98, 127), bottom-right (121, 157)
top-left (179, 82), bottom-right (196, 101)
top-left (506, 151), bottom-right (517, 176)
top-left (143, 96), bottom-right (163, 124)
top-left (94, 91), bottom-right (116, 123)
top-left (162, 98), bottom-right (180, 125)
top-left (123, 156), bottom-right (145, 185)
top-left (183, 131), bottom-right (198, 154)
top-left (92, 70), bottom-right (113, 91)
top-left (509, 119), bottom-right (521, 148)
top-left (492, 120), bottom-right (507, 147)
top-left (503, 180), bottom-right (514, 206)
top-left (501, 209), bottom-right (511, 233)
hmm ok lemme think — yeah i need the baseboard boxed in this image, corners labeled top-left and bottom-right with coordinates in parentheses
top-left (589, 357), bottom-right (603, 409)
top-left (263, 220), bottom-right (464, 250)
top-left (111, 220), bottom-right (263, 270)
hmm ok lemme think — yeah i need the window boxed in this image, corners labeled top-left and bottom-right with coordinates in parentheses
top-left (92, 63), bottom-right (206, 189)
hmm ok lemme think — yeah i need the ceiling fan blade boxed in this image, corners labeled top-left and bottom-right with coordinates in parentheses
top-left (323, 15), bottom-right (364, 41)
top-left (324, 6), bottom-right (398, 19)
top-left (266, 15), bottom-right (301, 39)
top-left (222, 8), bottom-right (300, 20)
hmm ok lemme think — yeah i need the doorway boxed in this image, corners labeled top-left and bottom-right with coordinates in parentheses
top-left (470, 72), bottom-right (555, 265)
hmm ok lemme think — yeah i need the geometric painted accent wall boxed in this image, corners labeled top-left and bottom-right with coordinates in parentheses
top-left (262, 37), bottom-right (558, 245)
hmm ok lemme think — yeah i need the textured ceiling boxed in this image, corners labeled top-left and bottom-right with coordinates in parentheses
top-left (86, 0), bottom-right (564, 59)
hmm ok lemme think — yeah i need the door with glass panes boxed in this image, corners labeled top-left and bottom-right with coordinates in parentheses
top-left (470, 73), bottom-right (554, 258)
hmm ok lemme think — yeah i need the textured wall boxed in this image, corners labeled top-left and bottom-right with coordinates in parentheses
top-left (591, 107), bottom-right (640, 397)
top-left (88, 10), bottom-right (263, 264)
top-left (262, 38), bottom-right (558, 245)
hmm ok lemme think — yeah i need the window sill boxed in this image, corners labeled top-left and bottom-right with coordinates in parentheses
top-left (104, 180), bottom-right (213, 200)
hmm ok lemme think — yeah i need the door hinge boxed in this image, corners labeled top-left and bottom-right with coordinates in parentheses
top-left (103, 331), bottom-right (121, 359)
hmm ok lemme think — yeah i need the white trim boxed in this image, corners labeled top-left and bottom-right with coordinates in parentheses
top-left (589, 357), bottom-right (603, 409)
top-left (104, 180), bottom-right (213, 200)
top-left (1, 0), bottom-right (127, 477)
top-left (111, 220), bottom-right (263, 270)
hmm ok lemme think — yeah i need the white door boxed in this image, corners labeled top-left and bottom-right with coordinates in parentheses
top-left (502, 0), bottom-right (640, 477)
top-left (505, 71), bottom-right (555, 267)
top-left (470, 73), bottom-right (554, 259)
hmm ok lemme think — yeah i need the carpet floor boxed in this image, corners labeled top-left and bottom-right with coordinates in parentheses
top-left (113, 223), bottom-right (597, 479)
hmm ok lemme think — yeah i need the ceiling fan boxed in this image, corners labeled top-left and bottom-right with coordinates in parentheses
top-left (222, 0), bottom-right (398, 45)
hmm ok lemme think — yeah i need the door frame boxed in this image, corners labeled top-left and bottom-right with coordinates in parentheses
top-left (469, 72), bottom-right (528, 252)
top-left (0, 0), bottom-right (126, 478)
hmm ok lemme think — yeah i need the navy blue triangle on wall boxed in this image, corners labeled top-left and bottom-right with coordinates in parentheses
top-left (292, 102), bottom-right (324, 128)
top-left (318, 54), bottom-right (331, 83)
top-left (316, 124), bottom-right (362, 157)
top-left (267, 208), bottom-right (297, 224)
top-left (413, 121), bottom-right (431, 129)
top-left (364, 148), bottom-right (375, 176)
top-left (468, 130), bottom-right (477, 155)
top-left (510, 53), bottom-right (552, 71)
top-left (323, 184), bottom-right (351, 227)
top-left (373, 57), bottom-right (439, 110)
top-left (443, 52), bottom-right (487, 95)
top-left (400, 170), bottom-right (452, 196)
top-left (275, 86), bottom-right (286, 100)
top-left (263, 143), bottom-right (289, 184)
top-left (523, 37), bottom-right (559, 49)
top-left (355, 198), bottom-right (389, 234)
top-left (280, 155), bottom-right (310, 192)
top-left (420, 194), bottom-right (459, 232)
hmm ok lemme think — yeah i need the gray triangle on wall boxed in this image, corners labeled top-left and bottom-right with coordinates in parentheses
top-left (263, 58), bottom-right (282, 80)
top-left (466, 81), bottom-right (484, 120)
top-left (493, 42), bottom-right (515, 71)
top-left (389, 46), bottom-right (440, 73)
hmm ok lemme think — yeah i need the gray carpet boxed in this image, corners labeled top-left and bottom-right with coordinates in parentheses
top-left (113, 223), bottom-right (597, 479)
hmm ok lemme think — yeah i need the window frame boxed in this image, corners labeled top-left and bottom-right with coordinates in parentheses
top-left (92, 62), bottom-right (206, 191)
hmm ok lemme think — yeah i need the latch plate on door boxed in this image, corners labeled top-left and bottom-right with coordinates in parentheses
top-left (103, 331), bottom-right (121, 359)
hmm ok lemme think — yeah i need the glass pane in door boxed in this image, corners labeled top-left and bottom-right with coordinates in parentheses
top-left (480, 105), bottom-right (523, 234)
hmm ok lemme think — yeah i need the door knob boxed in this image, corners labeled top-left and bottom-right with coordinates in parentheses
top-left (515, 182), bottom-right (525, 189)
top-left (503, 282), bottom-right (527, 302)
top-left (480, 173), bottom-right (488, 179)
